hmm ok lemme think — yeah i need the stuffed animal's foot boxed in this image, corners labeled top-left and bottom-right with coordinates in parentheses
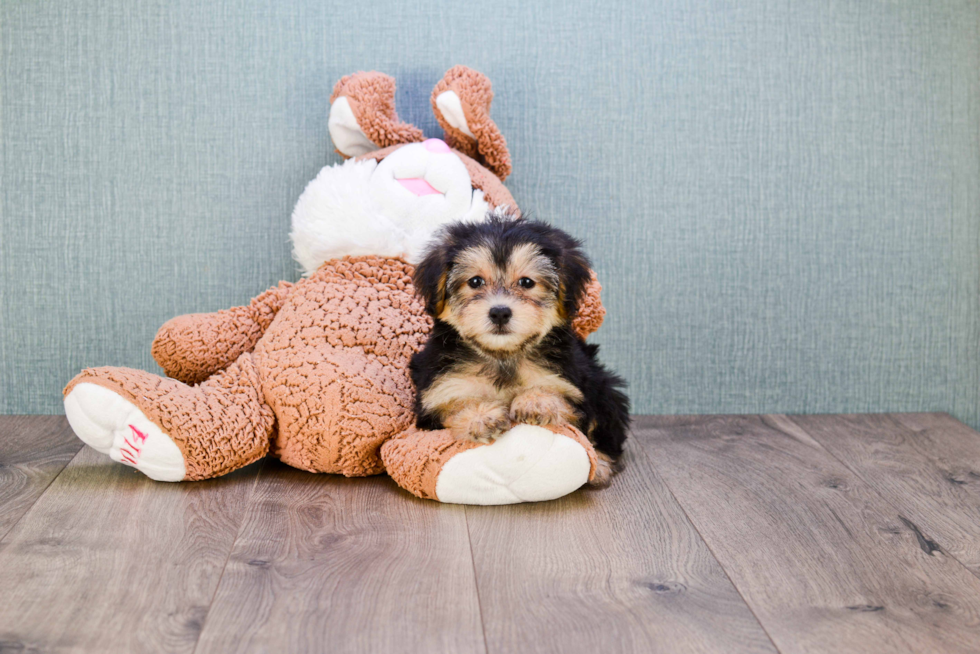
top-left (64, 358), bottom-right (273, 481)
top-left (382, 423), bottom-right (599, 505)
top-left (436, 425), bottom-right (590, 503)
top-left (64, 382), bottom-right (186, 481)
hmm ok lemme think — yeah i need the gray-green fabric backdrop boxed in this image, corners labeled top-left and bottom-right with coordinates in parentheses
top-left (2, 1), bottom-right (979, 427)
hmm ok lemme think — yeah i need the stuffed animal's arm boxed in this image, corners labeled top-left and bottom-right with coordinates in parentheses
top-left (572, 271), bottom-right (606, 339)
top-left (151, 281), bottom-right (295, 384)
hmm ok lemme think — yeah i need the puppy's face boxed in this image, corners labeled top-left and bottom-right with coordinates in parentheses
top-left (414, 214), bottom-right (592, 355)
top-left (442, 242), bottom-right (562, 353)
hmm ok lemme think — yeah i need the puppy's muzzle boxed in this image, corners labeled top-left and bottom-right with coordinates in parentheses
top-left (488, 305), bottom-right (512, 327)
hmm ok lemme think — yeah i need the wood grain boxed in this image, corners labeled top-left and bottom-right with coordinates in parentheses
top-left (7, 414), bottom-right (980, 653)
top-left (465, 445), bottom-right (778, 654)
top-left (0, 446), bottom-right (260, 654)
top-left (790, 413), bottom-right (980, 578)
top-left (194, 460), bottom-right (486, 654)
top-left (0, 416), bottom-right (82, 540)
top-left (637, 414), bottom-right (980, 654)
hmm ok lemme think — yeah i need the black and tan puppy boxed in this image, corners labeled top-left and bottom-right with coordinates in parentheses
top-left (410, 211), bottom-right (630, 484)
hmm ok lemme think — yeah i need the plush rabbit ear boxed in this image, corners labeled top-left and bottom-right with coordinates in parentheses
top-left (328, 72), bottom-right (424, 158)
top-left (431, 66), bottom-right (512, 180)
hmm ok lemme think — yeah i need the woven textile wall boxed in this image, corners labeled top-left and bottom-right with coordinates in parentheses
top-left (2, 1), bottom-right (978, 425)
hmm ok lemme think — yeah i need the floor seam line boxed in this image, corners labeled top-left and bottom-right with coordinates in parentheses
top-left (634, 424), bottom-right (786, 654)
top-left (190, 460), bottom-right (266, 654)
top-left (464, 506), bottom-right (492, 654)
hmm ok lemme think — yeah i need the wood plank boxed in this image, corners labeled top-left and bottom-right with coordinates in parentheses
top-left (0, 446), bottom-right (261, 654)
top-left (0, 416), bottom-right (83, 540)
top-left (790, 413), bottom-right (980, 577)
top-left (637, 414), bottom-right (980, 654)
top-left (465, 444), bottom-right (778, 654)
top-left (194, 460), bottom-right (486, 654)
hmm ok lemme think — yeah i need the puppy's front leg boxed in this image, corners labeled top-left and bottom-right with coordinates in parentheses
top-left (445, 401), bottom-right (512, 444)
top-left (509, 388), bottom-right (576, 427)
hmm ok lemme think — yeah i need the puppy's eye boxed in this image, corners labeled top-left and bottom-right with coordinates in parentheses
top-left (518, 277), bottom-right (536, 289)
top-left (467, 276), bottom-right (484, 289)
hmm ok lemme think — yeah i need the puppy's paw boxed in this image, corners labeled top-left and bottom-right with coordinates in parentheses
top-left (448, 403), bottom-right (512, 444)
top-left (587, 452), bottom-right (622, 488)
top-left (509, 389), bottom-right (575, 427)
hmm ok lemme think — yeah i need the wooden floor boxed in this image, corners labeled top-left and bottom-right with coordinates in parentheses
top-left (2, 414), bottom-right (980, 653)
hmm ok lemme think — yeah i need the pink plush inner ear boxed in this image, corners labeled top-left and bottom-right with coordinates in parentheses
top-left (423, 138), bottom-right (451, 153)
top-left (397, 177), bottom-right (443, 196)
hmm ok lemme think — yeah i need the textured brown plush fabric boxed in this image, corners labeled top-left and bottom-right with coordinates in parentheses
top-left (254, 256), bottom-right (431, 476)
top-left (380, 426), bottom-right (483, 500)
top-left (381, 423), bottom-right (598, 501)
top-left (64, 354), bottom-right (275, 481)
top-left (431, 65), bottom-right (512, 181)
top-left (66, 256), bottom-right (431, 480)
top-left (572, 271), bottom-right (606, 339)
top-left (152, 282), bottom-right (294, 385)
top-left (330, 72), bottom-right (424, 154)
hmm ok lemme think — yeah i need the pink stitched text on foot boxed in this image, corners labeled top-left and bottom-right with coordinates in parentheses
top-left (120, 424), bottom-right (149, 466)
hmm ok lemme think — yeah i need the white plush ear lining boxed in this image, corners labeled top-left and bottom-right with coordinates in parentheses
top-left (328, 96), bottom-right (379, 157)
top-left (434, 91), bottom-right (476, 139)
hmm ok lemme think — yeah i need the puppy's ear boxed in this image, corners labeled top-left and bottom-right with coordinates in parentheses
top-left (555, 233), bottom-right (593, 321)
top-left (413, 243), bottom-right (450, 317)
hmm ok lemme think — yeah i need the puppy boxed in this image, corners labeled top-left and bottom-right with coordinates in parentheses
top-left (410, 211), bottom-right (630, 485)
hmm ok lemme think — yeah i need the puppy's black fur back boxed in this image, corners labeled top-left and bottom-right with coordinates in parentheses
top-left (535, 326), bottom-right (630, 458)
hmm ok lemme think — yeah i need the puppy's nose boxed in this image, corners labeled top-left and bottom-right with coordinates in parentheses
top-left (488, 305), bottom-right (512, 326)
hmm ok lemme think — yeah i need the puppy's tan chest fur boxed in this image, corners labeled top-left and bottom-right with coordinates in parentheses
top-left (420, 358), bottom-right (582, 417)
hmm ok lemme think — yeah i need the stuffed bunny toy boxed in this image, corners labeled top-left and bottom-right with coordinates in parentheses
top-left (64, 66), bottom-right (606, 504)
